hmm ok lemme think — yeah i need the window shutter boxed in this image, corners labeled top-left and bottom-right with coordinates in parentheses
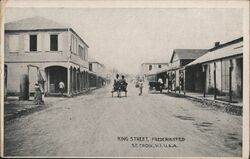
top-left (37, 33), bottom-right (42, 51)
top-left (58, 33), bottom-right (63, 51)
top-left (24, 34), bottom-right (29, 52)
top-left (44, 33), bottom-right (50, 51)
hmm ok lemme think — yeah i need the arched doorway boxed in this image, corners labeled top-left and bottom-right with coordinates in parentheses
top-left (45, 66), bottom-right (68, 94)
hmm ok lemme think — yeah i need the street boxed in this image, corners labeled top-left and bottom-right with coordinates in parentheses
top-left (4, 84), bottom-right (242, 157)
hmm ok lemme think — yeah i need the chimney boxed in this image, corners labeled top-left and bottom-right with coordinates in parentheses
top-left (214, 41), bottom-right (220, 47)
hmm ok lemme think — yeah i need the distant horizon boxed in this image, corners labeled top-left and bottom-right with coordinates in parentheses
top-left (5, 8), bottom-right (243, 74)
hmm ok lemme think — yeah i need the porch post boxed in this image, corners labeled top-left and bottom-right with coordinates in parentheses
top-left (179, 70), bottom-right (181, 94)
top-left (81, 72), bottom-right (83, 91)
top-left (48, 70), bottom-right (50, 93)
top-left (214, 63), bottom-right (217, 100)
top-left (175, 70), bottom-right (177, 93)
top-left (73, 68), bottom-right (75, 93)
top-left (183, 69), bottom-right (186, 96)
top-left (75, 69), bottom-right (78, 93)
top-left (70, 67), bottom-right (73, 94)
top-left (203, 65), bottom-right (206, 98)
top-left (167, 72), bottom-right (170, 93)
top-left (67, 67), bottom-right (70, 96)
top-left (87, 72), bottom-right (89, 89)
top-left (229, 60), bottom-right (233, 102)
top-left (83, 71), bottom-right (86, 89)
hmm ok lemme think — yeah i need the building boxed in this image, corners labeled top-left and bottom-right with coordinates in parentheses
top-left (4, 16), bottom-right (89, 97)
top-left (140, 62), bottom-right (169, 83)
top-left (185, 37), bottom-right (243, 103)
top-left (89, 61), bottom-right (107, 88)
top-left (167, 49), bottom-right (208, 91)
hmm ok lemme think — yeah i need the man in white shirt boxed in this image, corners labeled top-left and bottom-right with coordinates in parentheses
top-left (158, 78), bottom-right (163, 84)
top-left (158, 78), bottom-right (164, 93)
top-left (59, 81), bottom-right (65, 96)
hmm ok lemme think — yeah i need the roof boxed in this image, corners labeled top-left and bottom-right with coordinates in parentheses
top-left (141, 62), bottom-right (169, 65)
top-left (89, 60), bottom-right (105, 67)
top-left (5, 16), bottom-right (67, 31)
top-left (170, 49), bottom-right (208, 63)
top-left (187, 39), bottom-right (243, 67)
top-left (5, 16), bottom-right (89, 48)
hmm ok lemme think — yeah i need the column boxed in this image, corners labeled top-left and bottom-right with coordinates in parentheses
top-left (179, 70), bottom-right (181, 94)
top-left (203, 65), bottom-right (206, 98)
top-left (70, 67), bottom-right (73, 94)
top-left (214, 63), bottom-right (217, 100)
top-left (67, 67), bottom-right (71, 96)
top-left (73, 68), bottom-right (76, 93)
top-left (175, 70), bottom-right (177, 93)
top-left (183, 69), bottom-right (186, 96)
top-left (229, 60), bottom-right (233, 102)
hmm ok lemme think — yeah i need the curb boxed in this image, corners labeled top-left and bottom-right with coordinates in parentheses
top-left (163, 92), bottom-right (242, 116)
top-left (4, 104), bottom-right (49, 122)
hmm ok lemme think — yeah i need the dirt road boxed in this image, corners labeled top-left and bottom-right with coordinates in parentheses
top-left (4, 84), bottom-right (242, 157)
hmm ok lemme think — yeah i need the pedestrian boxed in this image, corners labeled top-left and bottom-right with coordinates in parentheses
top-left (158, 78), bottom-right (164, 93)
top-left (34, 83), bottom-right (44, 105)
top-left (59, 81), bottom-right (65, 96)
top-left (138, 79), bottom-right (143, 96)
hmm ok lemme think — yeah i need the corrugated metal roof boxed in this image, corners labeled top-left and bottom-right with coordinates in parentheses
top-left (5, 16), bottom-right (68, 31)
top-left (170, 49), bottom-right (208, 62)
top-left (187, 41), bottom-right (243, 67)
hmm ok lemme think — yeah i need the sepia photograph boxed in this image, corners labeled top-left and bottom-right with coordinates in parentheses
top-left (1, 0), bottom-right (249, 158)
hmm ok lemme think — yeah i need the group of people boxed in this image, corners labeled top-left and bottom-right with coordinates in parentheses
top-left (112, 74), bottom-right (145, 96)
top-left (113, 74), bottom-right (128, 92)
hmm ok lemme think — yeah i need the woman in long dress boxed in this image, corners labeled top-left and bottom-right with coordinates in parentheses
top-left (34, 83), bottom-right (44, 105)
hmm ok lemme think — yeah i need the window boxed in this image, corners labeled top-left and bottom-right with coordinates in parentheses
top-left (50, 35), bottom-right (58, 51)
top-left (158, 65), bottom-right (161, 68)
top-left (221, 60), bottom-right (230, 91)
top-left (84, 47), bottom-right (87, 60)
top-left (71, 35), bottom-right (78, 54)
top-left (149, 65), bottom-right (152, 71)
top-left (30, 35), bottom-right (37, 51)
top-left (78, 45), bottom-right (84, 59)
top-left (8, 35), bottom-right (19, 52)
top-left (89, 63), bottom-right (92, 71)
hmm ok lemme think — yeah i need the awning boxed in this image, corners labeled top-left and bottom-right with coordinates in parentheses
top-left (186, 41), bottom-right (243, 67)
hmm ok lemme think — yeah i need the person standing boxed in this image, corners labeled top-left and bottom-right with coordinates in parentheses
top-left (59, 81), bottom-right (65, 96)
top-left (34, 83), bottom-right (44, 105)
top-left (138, 79), bottom-right (143, 96)
top-left (158, 78), bottom-right (164, 93)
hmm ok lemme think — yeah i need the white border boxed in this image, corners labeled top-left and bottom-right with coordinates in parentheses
top-left (1, 0), bottom-right (249, 158)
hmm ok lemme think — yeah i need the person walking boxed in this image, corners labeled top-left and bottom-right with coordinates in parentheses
top-left (59, 81), bottom-right (65, 96)
top-left (138, 79), bottom-right (143, 96)
top-left (34, 83), bottom-right (44, 105)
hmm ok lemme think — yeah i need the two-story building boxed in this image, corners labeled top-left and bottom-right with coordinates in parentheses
top-left (167, 49), bottom-right (207, 91)
top-left (89, 61), bottom-right (106, 88)
top-left (140, 62), bottom-right (169, 83)
top-left (4, 16), bottom-right (89, 97)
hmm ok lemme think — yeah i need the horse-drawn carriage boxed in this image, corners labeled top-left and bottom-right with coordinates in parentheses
top-left (149, 81), bottom-right (164, 93)
top-left (111, 80), bottom-right (128, 97)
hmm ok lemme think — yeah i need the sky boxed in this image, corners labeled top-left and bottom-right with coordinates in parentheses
top-left (5, 8), bottom-right (243, 74)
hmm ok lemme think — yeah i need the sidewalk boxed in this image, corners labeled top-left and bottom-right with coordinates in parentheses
top-left (162, 89), bottom-right (242, 116)
top-left (4, 96), bottom-right (69, 121)
top-left (4, 87), bottom-right (101, 121)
